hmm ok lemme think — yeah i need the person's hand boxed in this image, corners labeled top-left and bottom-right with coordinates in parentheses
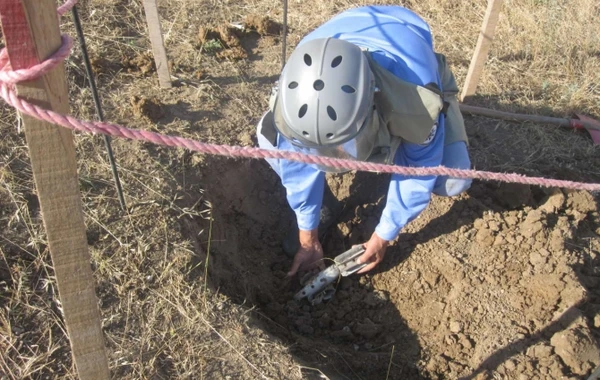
top-left (287, 228), bottom-right (324, 277)
top-left (356, 232), bottom-right (390, 274)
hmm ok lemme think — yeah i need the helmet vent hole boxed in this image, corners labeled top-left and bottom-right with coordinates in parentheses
top-left (304, 54), bottom-right (312, 66)
top-left (302, 131), bottom-right (310, 137)
top-left (326, 133), bottom-right (335, 140)
top-left (288, 81), bottom-right (298, 89)
top-left (331, 56), bottom-right (343, 68)
top-left (298, 104), bottom-right (308, 118)
top-left (342, 85), bottom-right (356, 94)
top-left (313, 80), bottom-right (324, 91)
top-left (327, 106), bottom-right (337, 121)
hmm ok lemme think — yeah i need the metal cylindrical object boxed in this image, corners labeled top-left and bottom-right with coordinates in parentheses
top-left (294, 265), bottom-right (340, 301)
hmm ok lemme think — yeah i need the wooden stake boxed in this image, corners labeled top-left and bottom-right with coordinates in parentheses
top-left (0, 1), bottom-right (109, 378)
top-left (142, 0), bottom-right (172, 88)
top-left (460, 0), bottom-right (503, 101)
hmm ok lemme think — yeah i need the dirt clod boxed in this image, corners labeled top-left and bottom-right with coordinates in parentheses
top-left (245, 15), bottom-right (282, 35)
top-left (449, 321), bottom-right (462, 333)
top-left (122, 52), bottom-right (155, 75)
top-left (197, 23), bottom-right (257, 60)
top-left (216, 46), bottom-right (248, 60)
top-left (551, 327), bottom-right (600, 375)
top-left (475, 227), bottom-right (495, 246)
top-left (218, 24), bottom-right (242, 47)
top-left (520, 210), bottom-right (546, 238)
top-left (353, 320), bottom-right (381, 339)
top-left (130, 96), bottom-right (164, 121)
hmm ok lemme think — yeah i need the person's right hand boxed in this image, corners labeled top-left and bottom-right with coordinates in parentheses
top-left (287, 228), bottom-right (324, 277)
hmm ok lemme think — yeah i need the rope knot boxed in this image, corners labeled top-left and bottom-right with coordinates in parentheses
top-left (0, 1), bottom-right (77, 87)
top-left (0, 35), bottom-right (73, 86)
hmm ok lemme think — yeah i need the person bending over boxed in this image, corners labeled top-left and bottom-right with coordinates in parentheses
top-left (256, 5), bottom-right (471, 276)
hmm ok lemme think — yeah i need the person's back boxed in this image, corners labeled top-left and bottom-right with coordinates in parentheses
top-left (300, 6), bottom-right (439, 87)
top-left (256, 6), bottom-right (472, 276)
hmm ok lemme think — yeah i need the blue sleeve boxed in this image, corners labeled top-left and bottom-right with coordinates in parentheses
top-left (375, 119), bottom-right (444, 241)
top-left (276, 137), bottom-right (325, 231)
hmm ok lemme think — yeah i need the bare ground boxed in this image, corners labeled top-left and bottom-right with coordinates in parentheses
top-left (1, 0), bottom-right (600, 379)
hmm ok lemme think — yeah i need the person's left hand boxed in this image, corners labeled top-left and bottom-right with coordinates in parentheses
top-left (356, 232), bottom-right (390, 274)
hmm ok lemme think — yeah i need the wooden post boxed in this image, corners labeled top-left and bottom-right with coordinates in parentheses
top-left (142, 0), bottom-right (172, 88)
top-left (0, 0), bottom-right (109, 378)
top-left (460, 0), bottom-right (503, 101)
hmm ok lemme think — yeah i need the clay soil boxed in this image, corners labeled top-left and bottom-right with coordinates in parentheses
top-left (1, 1), bottom-right (600, 379)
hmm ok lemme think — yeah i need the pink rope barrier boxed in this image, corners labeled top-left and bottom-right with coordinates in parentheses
top-left (57, 0), bottom-right (78, 17)
top-left (1, 2), bottom-right (599, 192)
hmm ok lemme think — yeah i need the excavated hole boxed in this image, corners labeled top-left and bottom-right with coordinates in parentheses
top-left (180, 157), bottom-right (423, 378)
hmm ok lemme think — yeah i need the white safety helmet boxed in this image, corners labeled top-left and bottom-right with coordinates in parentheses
top-left (272, 38), bottom-right (378, 162)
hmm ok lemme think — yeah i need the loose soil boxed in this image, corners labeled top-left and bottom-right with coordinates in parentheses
top-left (1, 1), bottom-right (599, 379)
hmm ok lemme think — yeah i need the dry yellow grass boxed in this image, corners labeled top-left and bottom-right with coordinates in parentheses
top-left (1, 0), bottom-right (599, 379)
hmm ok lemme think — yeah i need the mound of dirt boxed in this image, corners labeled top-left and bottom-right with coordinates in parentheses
top-left (121, 52), bottom-right (155, 76)
top-left (197, 24), bottom-right (248, 60)
top-left (196, 16), bottom-right (281, 61)
top-left (130, 95), bottom-right (164, 122)
top-left (197, 25), bottom-right (244, 60)
top-left (245, 15), bottom-right (282, 36)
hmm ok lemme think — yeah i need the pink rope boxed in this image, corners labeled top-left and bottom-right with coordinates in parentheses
top-left (57, 0), bottom-right (78, 17)
top-left (2, 81), bottom-right (599, 191)
top-left (1, 5), bottom-right (599, 192)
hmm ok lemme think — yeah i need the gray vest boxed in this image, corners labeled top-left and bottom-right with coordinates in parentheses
top-left (364, 52), bottom-right (468, 165)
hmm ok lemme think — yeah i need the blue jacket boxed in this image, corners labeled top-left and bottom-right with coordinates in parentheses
top-left (274, 6), bottom-right (445, 241)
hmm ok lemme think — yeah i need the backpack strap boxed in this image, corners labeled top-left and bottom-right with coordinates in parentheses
top-left (259, 110), bottom-right (278, 146)
top-left (424, 82), bottom-right (450, 116)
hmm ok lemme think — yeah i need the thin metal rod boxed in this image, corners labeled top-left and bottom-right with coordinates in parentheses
top-left (72, 5), bottom-right (127, 210)
top-left (281, 0), bottom-right (288, 71)
top-left (459, 103), bottom-right (600, 131)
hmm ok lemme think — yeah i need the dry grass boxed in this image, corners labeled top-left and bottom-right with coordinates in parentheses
top-left (1, 0), bottom-right (599, 378)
